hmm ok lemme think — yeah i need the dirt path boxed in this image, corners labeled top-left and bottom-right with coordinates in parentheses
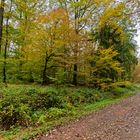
top-left (32, 93), bottom-right (140, 140)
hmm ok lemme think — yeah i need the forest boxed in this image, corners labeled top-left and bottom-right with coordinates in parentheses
top-left (0, 0), bottom-right (140, 140)
top-left (0, 0), bottom-right (139, 87)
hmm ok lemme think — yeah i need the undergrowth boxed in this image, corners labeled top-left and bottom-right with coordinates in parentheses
top-left (0, 84), bottom-right (139, 140)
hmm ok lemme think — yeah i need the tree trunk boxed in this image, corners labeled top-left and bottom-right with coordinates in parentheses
top-left (42, 53), bottom-right (48, 85)
top-left (72, 0), bottom-right (79, 86)
top-left (73, 64), bottom-right (78, 85)
top-left (3, 0), bottom-right (12, 84)
top-left (0, 0), bottom-right (4, 54)
top-left (3, 18), bottom-right (8, 84)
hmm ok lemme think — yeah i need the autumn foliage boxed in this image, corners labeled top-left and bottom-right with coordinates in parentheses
top-left (0, 0), bottom-right (138, 89)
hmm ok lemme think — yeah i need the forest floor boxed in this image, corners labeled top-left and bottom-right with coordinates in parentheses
top-left (32, 93), bottom-right (140, 140)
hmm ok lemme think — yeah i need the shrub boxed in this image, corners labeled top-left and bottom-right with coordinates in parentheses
top-left (64, 88), bottom-right (103, 106)
top-left (0, 93), bottom-right (31, 129)
top-left (30, 92), bottom-right (64, 110)
top-left (31, 110), bottom-right (47, 124)
top-left (81, 88), bottom-right (103, 103)
top-left (46, 108), bottom-right (68, 120)
top-left (125, 84), bottom-right (139, 91)
top-left (111, 87), bottom-right (129, 96)
top-left (1, 85), bottom-right (135, 130)
top-left (28, 87), bottom-right (64, 110)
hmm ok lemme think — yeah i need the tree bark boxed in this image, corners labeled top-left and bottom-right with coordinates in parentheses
top-left (72, 0), bottom-right (78, 86)
top-left (42, 52), bottom-right (49, 85)
top-left (73, 64), bottom-right (78, 85)
top-left (42, 58), bottom-right (48, 85)
top-left (0, 0), bottom-right (4, 54)
top-left (3, 0), bottom-right (12, 84)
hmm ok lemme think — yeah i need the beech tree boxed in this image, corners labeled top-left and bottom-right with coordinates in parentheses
top-left (22, 8), bottom-right (70, 84)
top-left (57, 0), bottom-right (99, 85)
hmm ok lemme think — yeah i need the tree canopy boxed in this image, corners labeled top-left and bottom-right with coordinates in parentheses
top-left (0, 0), bottom-right (138, 89)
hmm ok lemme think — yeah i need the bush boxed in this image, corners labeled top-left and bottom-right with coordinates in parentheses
top-left (31, 110), bottom-right (47, 124)
top-left (46, 108), bottom-right (68, 120)
top-left (0, 91), bottom-right (31, 129)
top-left (1, 85), bottom-right (136, 130)
top-left (111, 87), bottom-right (129, 96)
top-left (125, 84), bottom-right (139, 91)
top-left (64, 88), bottom-right (103, 106)
top-left (30, 92), bottom-right (64, 110)
top-left (0, 86), bottom-right (67, 129)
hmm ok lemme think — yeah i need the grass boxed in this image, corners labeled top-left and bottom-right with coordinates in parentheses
top-left (0, 84), bottom-right (139, 140)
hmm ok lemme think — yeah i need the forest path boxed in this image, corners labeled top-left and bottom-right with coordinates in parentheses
top-left (32, 93), bottom-right (140, 140)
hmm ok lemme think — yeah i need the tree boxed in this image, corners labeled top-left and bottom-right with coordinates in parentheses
top-left (0, 0), bottom-right (137, 88)
top-left (92, 1), bottom-right (138, 81)
top-left (9, 0), bottom-right (45, 81)
top-left (0, 0), bottom-right (4, 54)
top-left (57, 0), bottom-right (99, 85)
top-left (88, 47), bottom-right (123, 89)
top-left (3, 0), bottom-right (13, 84)
top-left (22, 8), bottom-right (70, 84)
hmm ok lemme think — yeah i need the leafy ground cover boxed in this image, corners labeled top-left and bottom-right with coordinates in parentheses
top-left (0, 84), bottom-right (139, 140)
